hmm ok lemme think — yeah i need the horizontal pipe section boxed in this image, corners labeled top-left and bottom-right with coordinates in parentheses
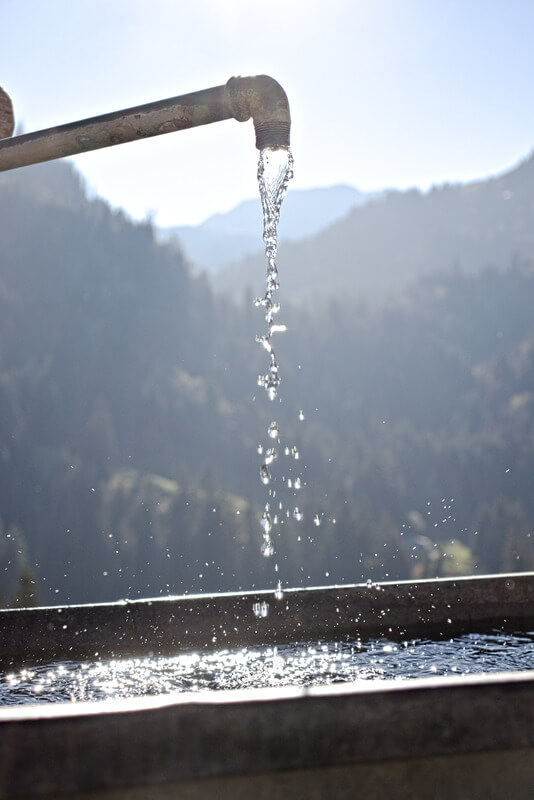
top-left (0, 573), bottom-right (533, 668)
top-left (0, 87), bottom-right (14, 139)
top-left (0, 75), bottom-right (290, 172)
top-left (0, 84), bottom-right (232, 171)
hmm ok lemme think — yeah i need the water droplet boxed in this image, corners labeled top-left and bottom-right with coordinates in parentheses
top-left (291, 446), bottom-right (300, 460)
top-left (298, 410), bottom-right (305, 421)
top-left (264, 448), bottom-right (278, 465)
top-left (294, 477), bottom-right (302, 490)
top-left (313, 514), bottom-right (321, 527)
top-left (255, 334), bottom-right (273, 353)
top-left (293, 507), bottom-right (303, 521)
top-left (268, 421), bottom-right (279, 439)
top-left (266, 302), bottom-right (280, 322)
top-left (260, 510), bottom-right (272, 536)
top-left (274, 580), bottom-right (284, 600)
top-left (366, 579), bottom-right (373, 588)
top-left (261, 539), bottom-right (274, 557)
top-left (257, 444), bottom-right (264, 455)
top-left (253, 601), bottom-right (269, 618)
top-left (260, 464), bottom-right (271, 485)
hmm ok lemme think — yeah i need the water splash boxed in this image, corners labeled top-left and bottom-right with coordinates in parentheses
top-left (3, 631), bottom-right (531, 703)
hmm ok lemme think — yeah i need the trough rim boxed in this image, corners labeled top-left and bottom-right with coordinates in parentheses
top-left (0, 667), bottom-right (532, 722)
top-left (2, 569), bottom-right (533, 614)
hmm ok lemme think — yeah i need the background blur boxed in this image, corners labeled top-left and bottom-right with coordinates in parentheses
top-left (1, 0), bottom-right (534, 606)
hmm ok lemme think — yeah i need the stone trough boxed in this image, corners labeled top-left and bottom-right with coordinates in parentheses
top-left (0, 572), bottom-right (533, 799)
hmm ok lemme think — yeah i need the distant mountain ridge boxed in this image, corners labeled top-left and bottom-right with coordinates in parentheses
top-left (158, 184), bottom-right (378, 273)
top-left (215, 151), bottom-right (534, 304)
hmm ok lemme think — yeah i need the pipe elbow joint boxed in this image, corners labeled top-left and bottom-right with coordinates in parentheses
top-left (226, 75), bottom-right (291, 151)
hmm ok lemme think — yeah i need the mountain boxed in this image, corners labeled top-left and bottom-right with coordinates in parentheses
top-left (158, 184), bottom-right (375, 273)
top-left (1, 157), bottom-right (534, 608)
top-left (216, 152), bottom-right (534, 304)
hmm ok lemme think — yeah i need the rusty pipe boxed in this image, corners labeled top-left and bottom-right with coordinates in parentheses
top-left (0, 87), bottom-right (14, 139)
top-left (225, 75), bottom-right (291, 150)
top-left (0, 76), bottom-right (290, 173)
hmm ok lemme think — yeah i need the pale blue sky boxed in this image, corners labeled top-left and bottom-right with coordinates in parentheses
top-left (2, 0), bottom-right (534, 225)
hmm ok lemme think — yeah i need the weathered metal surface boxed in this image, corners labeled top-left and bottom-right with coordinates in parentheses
top-left (0, 672), bottom-right (533, 798)
top-left (0, 575), bottom-right (533, 798)
top-left (0, 573), bottom-right (533, 668)
top-left (0, 75), bottom-right (290, 172)
top-left (0, 88), bottom-right (14, 139)
top-left (32, 750), bottom-right (534, 800)
top-left (226, 75), bottom-right (290, 149)
top-left (0, 85), bottom-right (231, 171)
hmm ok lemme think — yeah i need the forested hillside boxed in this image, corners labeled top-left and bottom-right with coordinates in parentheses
top-left (159, 184), bottom-right (373, 274)
top-left (0, 159), bottom-right (533, 607)
top-left (218, 151), bottom-right (534, 303)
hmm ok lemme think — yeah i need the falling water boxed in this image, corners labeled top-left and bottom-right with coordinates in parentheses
top-left (255, 147), bottom-right (294, 402)
top-left (254, 146), bottom-right (294, 592)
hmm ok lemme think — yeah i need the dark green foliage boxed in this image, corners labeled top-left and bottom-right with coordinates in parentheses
top-left (0, 159), bottom-right (533, 606)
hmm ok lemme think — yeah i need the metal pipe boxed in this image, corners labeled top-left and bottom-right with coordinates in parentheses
top-left (0, 87), bottom-right (14, 139)
top-left (0, 75), bottom-right (291, 172)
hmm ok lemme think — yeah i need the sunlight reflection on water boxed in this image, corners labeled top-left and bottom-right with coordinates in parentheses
top-left (1, 630), bottom-right (533, 706)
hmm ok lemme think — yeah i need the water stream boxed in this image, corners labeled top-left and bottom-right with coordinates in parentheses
top-left (254, 147), bottom-right (294, 608)
top-left (254, 147), bottom-right (293, 580)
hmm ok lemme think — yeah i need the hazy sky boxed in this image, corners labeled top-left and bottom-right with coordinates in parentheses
top-left (3, 0), bottom-right (534, 226)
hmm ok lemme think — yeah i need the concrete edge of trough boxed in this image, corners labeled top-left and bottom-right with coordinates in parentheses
top-left (0, 668), bottom-right (533, 721)
top-left (0, 572), bottom-right (533, 666)
top-left (0, 670), bottom-right (533, 797)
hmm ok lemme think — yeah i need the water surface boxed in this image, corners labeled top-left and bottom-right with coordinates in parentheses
top-left (1, 629), bottom-right (533, 705)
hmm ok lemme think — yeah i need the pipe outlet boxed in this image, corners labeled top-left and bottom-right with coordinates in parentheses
top-left (226, 75), bottom-right (291, 150)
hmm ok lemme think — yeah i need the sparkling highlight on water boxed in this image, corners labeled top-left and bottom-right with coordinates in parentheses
top-left (2, 631), bottom-right (531, 705)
